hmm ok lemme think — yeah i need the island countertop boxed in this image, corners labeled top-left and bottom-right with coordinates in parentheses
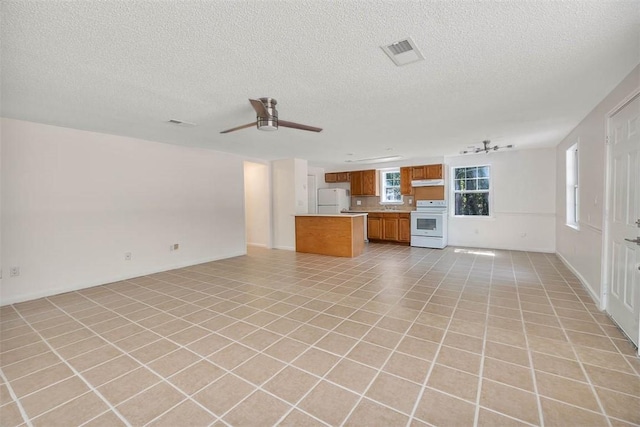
top-left (294, 214), bottom-right (365, 257)
top-left (294, 213), bottom-right (368, 218)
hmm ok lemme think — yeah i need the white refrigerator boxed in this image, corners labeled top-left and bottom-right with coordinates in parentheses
top-left (317, 188), bottom-right (350, 214)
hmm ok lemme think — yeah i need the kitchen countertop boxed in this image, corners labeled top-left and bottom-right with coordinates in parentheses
top-left (294, 213), bottom-right (368, 217)
top-left (343, 210), bottom-right (414, 214)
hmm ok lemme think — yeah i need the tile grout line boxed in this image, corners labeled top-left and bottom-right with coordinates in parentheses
top-left (531, 252), bottom-right (614, 427)
top-left (0, 362), bottom-right (34, 427)
top-left (40, 294), bottom-right (227, 425)
top-left (10, 306), bottom-right (132, 427)
top-left (404, 250), bottom-right (477, 426)
top-left (4, 246), bottom-right (638, 426)
top-left (471, 248), bottom-right (495, 426)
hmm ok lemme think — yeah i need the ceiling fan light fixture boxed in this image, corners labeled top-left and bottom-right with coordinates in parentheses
top-left (257, 117), bottom-right (278, 131)
top-left (460, 139), bottom-right (514, 155)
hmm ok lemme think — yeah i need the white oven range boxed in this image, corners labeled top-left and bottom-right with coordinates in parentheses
top-left (410, 200), bottom-right (448, 249)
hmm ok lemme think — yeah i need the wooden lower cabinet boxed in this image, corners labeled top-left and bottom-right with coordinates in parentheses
top-left (382, 216), bottom-right (399, 241)
top-left (367, 215), bottom-right (382, 240)
top-left (399, 216), bottom-right (411, 242)
top-left (367, 212), bottom-right (410, 244)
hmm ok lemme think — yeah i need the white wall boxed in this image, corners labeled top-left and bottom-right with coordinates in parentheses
top-left (244, 161), bottom-right (270, 248)
top-left (446, 147), bottom-right (556, 253)
top-left (1, 119), bottom-right (247, 305)
top-left (272, 158), bottom-right (308, 250)
top-left (555, 65), bottom-right (640, 307)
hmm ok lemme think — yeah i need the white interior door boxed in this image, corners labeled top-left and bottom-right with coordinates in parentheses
top-left (607, 93), bottom-right (640, 347)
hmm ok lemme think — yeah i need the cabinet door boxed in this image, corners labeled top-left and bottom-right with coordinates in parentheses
top-left (350, 171), bottom-right (363, 195)
top-left (411, 166), bottom-right (426, 180)
top-left (400, 167), bottom-right (413, 195)
top-left (336, 172), bottom-right (350, 182)
top-left (325, 173), bottom-right (337, 183)
top-left (368, 217), bottom-right (382, 240)
top-left (399, 217), bottom-right (411, 242)
top-left (362, 170), bottom-right (378, 196)
top-left (382, 218), bottom-right (399, 241)
top-left (425, 164), bottom-right (443, 179)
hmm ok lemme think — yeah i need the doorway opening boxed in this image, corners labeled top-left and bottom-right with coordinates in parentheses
top-left (244, 161), bottom-right (271, 249)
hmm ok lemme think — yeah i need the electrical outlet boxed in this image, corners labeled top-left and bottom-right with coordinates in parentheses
top-left (124, 252), bottom-right (132, 261)
top-left (356, 200), bottom-right (362, 206)
top-left (10, 267), bottom-right (20, 277)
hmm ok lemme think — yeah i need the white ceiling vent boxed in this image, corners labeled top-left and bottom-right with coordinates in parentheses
top-left (166, 119), bottom-right (196, 127)
top-left (381, 37), bottom-right (424, 66)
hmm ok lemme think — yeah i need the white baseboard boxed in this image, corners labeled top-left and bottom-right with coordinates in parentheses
top-left (555, 251), bottom-right (601, 307)
top-left (247, 243), bottom-right (268, 248)
top-left (447, 242), bottom-right (555, 254)
top-left (0, 251), bottom-right (247, 306)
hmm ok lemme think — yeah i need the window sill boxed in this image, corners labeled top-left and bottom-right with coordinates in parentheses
top-left (451, 215), bottom-right (494, 220)
top-left (566, 223), bottom-right (580, 231)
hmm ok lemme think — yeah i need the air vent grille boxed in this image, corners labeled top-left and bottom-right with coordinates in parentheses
top-left (387, 40), bottom-right (413, 55)
top-left (381, 37), bottom-right (424, 67)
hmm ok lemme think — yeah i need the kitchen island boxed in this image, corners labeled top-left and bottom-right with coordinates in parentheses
top-left (295, 213), bottom-right (367, 257)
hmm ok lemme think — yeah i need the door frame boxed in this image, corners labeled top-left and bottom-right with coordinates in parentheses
top-left (601, 87), bottom-right (640, 336)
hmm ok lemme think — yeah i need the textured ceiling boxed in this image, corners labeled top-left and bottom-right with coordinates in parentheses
top-left (2, 1), bottom-right (639, 168)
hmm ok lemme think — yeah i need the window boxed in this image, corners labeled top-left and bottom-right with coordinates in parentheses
top-left (380, 169), bottom-right (402, 203)
top-left (566, 143), bottom-right (579, 228)
top-left (453, 166), bottom-right (490, 216)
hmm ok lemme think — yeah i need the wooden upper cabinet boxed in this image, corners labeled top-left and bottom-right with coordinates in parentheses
top-left (362, 170), bottom-right (378, 196)
top-left (411, 164), bottom-right (443, 180)
top-left (425, 164), bottom-right (443, 179)
top-left (350, 171), bottom-right (364, 195)
top-left (351, 170), bottom-right (378, 196)
top-left (325, 172), bottom-right (350, 183)
top-left (336, 172), bottom-right (350, 182)
top-left (325, 173), bottom-right (337, 183)
top-left (411, 166), bottom-right (427, 180)
top-left (400, 167), bottom-right (413, 195)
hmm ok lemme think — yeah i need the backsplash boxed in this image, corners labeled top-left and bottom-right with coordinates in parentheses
top-left (349, 195), bottom-right (415, 212)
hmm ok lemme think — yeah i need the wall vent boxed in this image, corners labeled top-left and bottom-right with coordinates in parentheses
top-left (345, 155), bottom-right (402, 163)
top-left (166, 119), bottom-right (197, 127)
top-left (381, 37), bottom-right (424, 66)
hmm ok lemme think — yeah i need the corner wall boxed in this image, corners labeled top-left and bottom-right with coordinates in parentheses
top-left (1, 119), bottom-right (248, 305)
top-left (272, 158), bottom-right (308, 250)
top-left (555, 65), bottom-right (640, 307)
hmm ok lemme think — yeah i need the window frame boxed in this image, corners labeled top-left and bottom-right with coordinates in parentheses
top-left (566, 142), bottom-right (579, 230)
top-left (452, 165), bottom-right (492, 217)
top-left (379, 168), bottom-right (403, 204)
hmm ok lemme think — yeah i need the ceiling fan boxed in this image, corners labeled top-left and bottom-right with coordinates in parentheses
top-left (220, 98), bottom-right (323, 134)
top-left (460, 139), bottom-right (514, 154)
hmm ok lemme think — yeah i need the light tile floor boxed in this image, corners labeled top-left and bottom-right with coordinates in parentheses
top-left (1, 244), bottom-right (639, 426)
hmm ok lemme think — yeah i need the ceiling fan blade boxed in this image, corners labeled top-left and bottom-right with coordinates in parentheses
top-left (278, 120), bottom-right (323, 133)
top-left (249, 99), bottom-right (268, 117)
top-left (220, 122), bottom-right (256, 134)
